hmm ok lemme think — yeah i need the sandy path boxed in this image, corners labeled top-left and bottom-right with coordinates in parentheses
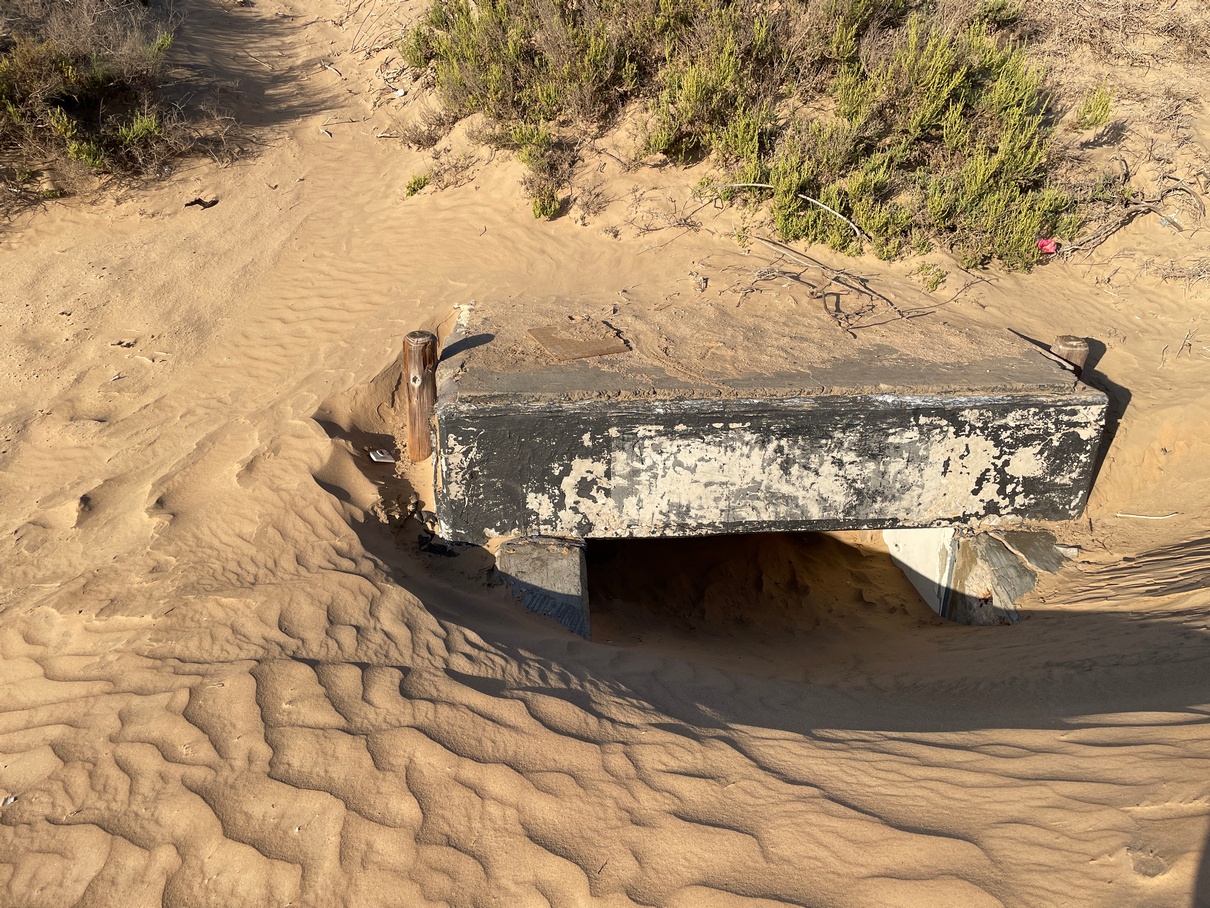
top-left (1, 1), bottom-right (1208, 906)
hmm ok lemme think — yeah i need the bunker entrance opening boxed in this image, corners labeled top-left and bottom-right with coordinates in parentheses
top-left (584, 531), bottom-right (938, 642)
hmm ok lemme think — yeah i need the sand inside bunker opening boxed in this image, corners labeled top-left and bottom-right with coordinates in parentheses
top-left (584, 531), bottom-right (944, 660)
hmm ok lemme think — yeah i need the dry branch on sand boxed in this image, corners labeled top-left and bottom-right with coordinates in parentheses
top-left (1065, 181), bottom-right (1206, 255)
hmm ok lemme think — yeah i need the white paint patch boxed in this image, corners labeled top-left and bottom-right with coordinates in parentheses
top-left (438, 398), bottom-right (1108, 540)
top-left (1006, 448), bottom-right (1045, 478)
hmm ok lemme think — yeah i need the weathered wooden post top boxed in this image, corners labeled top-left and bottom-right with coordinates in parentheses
top-left (404, 331), bottom-right (438, 463)
top-left (423, 298), bottom-right (1108, 636)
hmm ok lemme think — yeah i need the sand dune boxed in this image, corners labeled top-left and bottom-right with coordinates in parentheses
top-left (2, 0), bottom-right (1209, 905)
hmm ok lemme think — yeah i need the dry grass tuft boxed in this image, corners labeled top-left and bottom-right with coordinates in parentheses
top-left (0, 0), bottom-right (191, 215)
top-left (1019, 0), bottom-right (1209, 66)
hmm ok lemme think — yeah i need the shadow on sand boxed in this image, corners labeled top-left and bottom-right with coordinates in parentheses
top-left (349, 505), bottom-right (1210, 738)
top-left (164, 0), bottom-right (340, 146)
top-left (322, 388), bottom-right (1208, 896)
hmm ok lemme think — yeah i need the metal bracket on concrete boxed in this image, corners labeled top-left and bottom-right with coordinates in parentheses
top-left (495, 536), bottom-right (590, 638)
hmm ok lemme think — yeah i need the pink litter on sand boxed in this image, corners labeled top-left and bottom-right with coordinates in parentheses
top-left (1036, 238), bottom-right (1059, 254)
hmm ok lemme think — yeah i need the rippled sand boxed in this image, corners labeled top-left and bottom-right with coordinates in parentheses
top-left (2, 1), bottom-right (1208, 905)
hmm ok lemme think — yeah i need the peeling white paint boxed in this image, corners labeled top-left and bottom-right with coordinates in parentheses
top-left (437, 397), bottom-right (1107, 541)
top-left (1006, 448), bottom-right (1046, 479)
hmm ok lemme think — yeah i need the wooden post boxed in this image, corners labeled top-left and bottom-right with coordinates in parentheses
top-left (405, 331), bottom-right (438, 462)
top-left (1050, 335), bottom-right (1090, 378)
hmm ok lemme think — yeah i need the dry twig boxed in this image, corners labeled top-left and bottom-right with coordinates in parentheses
top-left (753, 235), bottom-right (915, 333)
top-left (1066, 182), bottom-right (1206, 254)
top-left (721, 183), bottom-right (871, 245)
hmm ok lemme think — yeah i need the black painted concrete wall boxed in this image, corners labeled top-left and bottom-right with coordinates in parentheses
top-left (435, 392), bottom-right (1107, 543)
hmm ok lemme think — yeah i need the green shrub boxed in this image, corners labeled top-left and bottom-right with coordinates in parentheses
top-left (0, 0), bottom-right (184, 204)
top-left (150, 33), bottom-right (174, 57)
top-left (67, 138), bottom-right (106, 168)
top-left (117, 110), bottom-right (163, 147)
top-left (1074, 84), bottom-right (1111, 129)
top-left (974, 0), bottom-right (1023, 27)
top-left (530, 180), bottom-right (561, 218)
top-left (402, 0), bottom-right (1084, 268)
top-left (913, 262), bottom-right (949, 291)
top-left (406, 170), bottom-right (431, 196)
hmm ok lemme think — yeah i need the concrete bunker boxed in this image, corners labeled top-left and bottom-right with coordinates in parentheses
top-left (410, 298), bottom-right (1107, 638)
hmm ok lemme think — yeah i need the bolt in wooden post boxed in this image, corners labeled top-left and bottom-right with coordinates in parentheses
top-left (405, 330), bottom-right (438, 462)
top-left (1050, 335), bottom-right (1090, 378)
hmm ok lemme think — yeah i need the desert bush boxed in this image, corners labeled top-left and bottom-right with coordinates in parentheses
top-left (399, 104), bottom-right (460, 148)
top-left (406, 170), bottom-right (431, 195)
top-left (401, 0), bottom-right (1085, 266)
top-left (0, 0), bottom-right (182, 206)
top-left (764, 19), bottom-right (1072, 267)
top-left (1074, 84), bottom-right (1112, 130)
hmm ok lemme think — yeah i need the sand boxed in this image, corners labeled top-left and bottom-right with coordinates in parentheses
top-left (1, 0), bottom-right (1209, 906)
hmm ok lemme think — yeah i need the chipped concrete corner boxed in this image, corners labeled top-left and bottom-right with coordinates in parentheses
top-left (436, 394), bottom-right (1107, 544)
top-left (884, 525), bottom-right (1075, 625)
